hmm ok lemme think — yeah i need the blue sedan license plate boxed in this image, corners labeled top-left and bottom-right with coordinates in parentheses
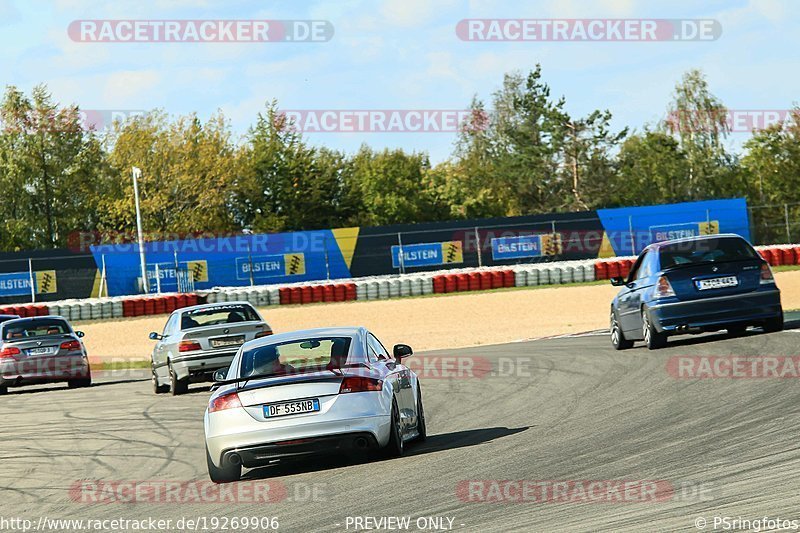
top-left (264, 398), bottom-right (320, 418)
top-left (696, 276), bottom-right (738, 290)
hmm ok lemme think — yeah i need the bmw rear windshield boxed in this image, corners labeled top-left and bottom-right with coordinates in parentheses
top-left (240, 336), bottom-right (353, 378)
top-left (659, 237), bottom-right (759, 269)
top-left (181, 304), bottom-right (259, 330)
top-left (2, 318), bottom-right (72, 340)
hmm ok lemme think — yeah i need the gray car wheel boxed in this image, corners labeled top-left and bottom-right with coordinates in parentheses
top-left (68, 372), bottom-right (92, 389)
top-left (169, 364), bottom-right (188, 396)
top-left (153, 368), bottom-right (169, 394)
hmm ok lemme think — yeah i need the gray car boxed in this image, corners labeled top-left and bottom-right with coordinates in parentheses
top-left (150, 302), bottom-right (272, 396)
top-left (0, 316), bottom-right (92, 394)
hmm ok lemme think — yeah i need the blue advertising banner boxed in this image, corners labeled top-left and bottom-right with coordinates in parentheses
top-left (491, 235), bottom-right (543, 261)
top-left (596, 198), bottom-right (749, 256)
top-left (92, 231), bottom-right (348, 297)
top-left (0, 272), bottom-right (32, 297)
top-left (0, 271), bottom-right (58, 297)
top-left (235, 254), bottom-right (306, 281)
top-left (649, 221), bottom-right (719, 243)
top-left (391, 241), bottom-right (463, 268)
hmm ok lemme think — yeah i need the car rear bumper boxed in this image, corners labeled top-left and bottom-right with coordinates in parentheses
top-left (205, 395), bottom-right (392, 467)
top-left (170, 351), bottom-right (237, 381)
top-left (649, 288), bottom-right (782, 332)
top-left (0, 357), bottom-right (90, 387)
top-left (222, 432), bottom-right (381, 468)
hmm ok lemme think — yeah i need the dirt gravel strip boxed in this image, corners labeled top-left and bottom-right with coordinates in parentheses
top-left (77, 270), bottom-right (800, 363)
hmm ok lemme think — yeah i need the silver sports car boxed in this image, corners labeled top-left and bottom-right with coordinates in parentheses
top-left (150, 302), bottom-right (272, 396)
top-left (204, 326), bottom-right (426, 483)
top-left (0, 316), bottom-right (91, 394)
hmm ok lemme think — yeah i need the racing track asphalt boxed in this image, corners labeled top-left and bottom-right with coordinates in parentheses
top-left (2, 318), bottom-right (800, 532)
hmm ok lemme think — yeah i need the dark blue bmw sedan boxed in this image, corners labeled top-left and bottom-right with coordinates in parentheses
top-left (609, 234), bottom-right (783, 350)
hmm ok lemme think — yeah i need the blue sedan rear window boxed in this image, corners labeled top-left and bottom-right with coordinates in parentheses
top-left (659, 238), bottom-right (758, 269)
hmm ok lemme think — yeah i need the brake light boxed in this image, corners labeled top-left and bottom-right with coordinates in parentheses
top-left (179, 340), bottom-right (202, 352)
top-left (655, 275), bottom-right (676, 298)
top-left (60, 340), bottom-right (81, 351)
top-left (760, 263), bottom-right (775, 284)
top-left (208, 391), bottom-right (242, 413)
top-left (255, 330), bottom-right (273, 338)
top-left (339, 376), bottom-right (383, 394)
top-left (0, 347), bottom-right (20, 360)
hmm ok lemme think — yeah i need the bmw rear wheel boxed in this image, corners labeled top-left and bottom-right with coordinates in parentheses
top-left (763, 311), bottom-right (784, 333)
top-left (68, 373), bottom-right (92, 388)
top-left (642, 309), bottom-right (667, 350)
top-left (169, 364), bottom-right (188, 396)
top-left (206, 445), bottom-right (241, 483)
top-left (153, 368), bottom-right (169, 394)
top-left (0, 385), bottom-right (7, 395)
top-left (610, 311), bottom-right (633, 350)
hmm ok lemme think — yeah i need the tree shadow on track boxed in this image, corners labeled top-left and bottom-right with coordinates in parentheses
top-left (242, 426), bottom-right (528, 481)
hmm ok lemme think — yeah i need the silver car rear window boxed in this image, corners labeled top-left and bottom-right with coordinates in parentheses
top-left (240, 336), bottom-right (353, 378)
top-left (181, 305), bottom-right (259, 330)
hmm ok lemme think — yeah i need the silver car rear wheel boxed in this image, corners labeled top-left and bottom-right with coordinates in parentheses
top-left (169, 364), bottom-right (188, 396)
top-left (206, 445), bottom-right (241, 483)
top-left (416, 387), bottom-right (427, 442)
top-left (382, 399), bottom-right (404, 458)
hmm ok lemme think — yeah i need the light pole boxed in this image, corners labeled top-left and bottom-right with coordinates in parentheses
top-left (132, 167), bottom-right (148, 294)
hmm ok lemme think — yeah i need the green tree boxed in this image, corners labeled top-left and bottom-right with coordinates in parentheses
top-left (0, 84), bottom-right (105, 249)
top-left (348, 145), bottom-right (445, 226)
top-left (103, 110), bottom-right (241, 237)
top-left (616, 130), bottom-right (690, 206)
top-left (664, 69), bottom-right (731, 199)
top-left (234, 102), bottom-right (362, 232)
top-left (741, 108), bottom-right (800, 242)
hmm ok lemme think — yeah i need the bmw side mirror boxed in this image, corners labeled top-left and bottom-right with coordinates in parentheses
top-left (149, 332), bottom-right (162, 341)
top-left (393, 344), bottom-right (413, 361)
top-left (213, 369), bottom-right (228, 382)
top-left (75, 331), bottom-right (85, 338)
top-left (610, 277), bottom-right (626, 287)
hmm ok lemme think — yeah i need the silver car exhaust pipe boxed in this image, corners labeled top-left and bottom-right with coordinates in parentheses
top-left (354, 437), bottom-right (369, 449)
top-left (228, 453), bottom-right (242, 465)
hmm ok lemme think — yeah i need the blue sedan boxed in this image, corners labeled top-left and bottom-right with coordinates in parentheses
top-left (609, 234), bottom-right (784, 350)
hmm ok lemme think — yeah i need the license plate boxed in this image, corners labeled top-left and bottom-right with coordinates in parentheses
top-left (210, 335), bottom-right (245, 348)
top-left (696, 276), bottom-right (738, 290)
top-left (28, 347), bottom-right (55, 355)
top-left (263, 398), bottom-right (320, 418)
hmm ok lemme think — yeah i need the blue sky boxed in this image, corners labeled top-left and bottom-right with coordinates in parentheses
top-left (1, 0), bottom-right (798, 162)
